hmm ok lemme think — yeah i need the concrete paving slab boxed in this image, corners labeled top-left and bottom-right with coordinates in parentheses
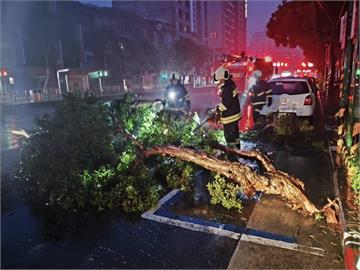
top-left (228, 240), bottom-right (344, 269)
top-left (245, 195), bottom-right (306, 239)
top-left (228, 195), bottom-right (344, 269)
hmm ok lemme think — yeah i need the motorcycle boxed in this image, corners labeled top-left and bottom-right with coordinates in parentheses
top-left (164, 86), bottom-right (191, 114)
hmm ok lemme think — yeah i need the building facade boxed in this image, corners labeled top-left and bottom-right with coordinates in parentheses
top-left (1, 0), bottom-right (168, 95)
top-left (113, 0), bottom-right (247, 72)
top-left (204, 1), bottom-right (247, 56)
top-left (113, 0), bottom-right (198, 41)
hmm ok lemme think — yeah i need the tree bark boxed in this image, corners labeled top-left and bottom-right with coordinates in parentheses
top-left (144, 146), bottom-right (339, 223)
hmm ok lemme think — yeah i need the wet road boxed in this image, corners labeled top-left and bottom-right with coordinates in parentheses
top-left (1, 102), bottom-right (55, 151)
top-left (2, 198), bottom-right (236, 268)
top-left (1, 91), bottom-right (238, 269)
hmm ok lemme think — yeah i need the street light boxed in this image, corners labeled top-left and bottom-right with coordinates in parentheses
top-left (57, 68), bottom-right (69, 95)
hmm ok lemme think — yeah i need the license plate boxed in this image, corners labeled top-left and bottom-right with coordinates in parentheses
top-left (279, 106), bottom-right (296, 113)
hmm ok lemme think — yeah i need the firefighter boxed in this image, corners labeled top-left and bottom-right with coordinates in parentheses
top-left (164, 72), bottom-right (190, 112)
top-left (213, 65), bottom-right (241, 149)
top-left (250, 70), bottom-right (272, 124)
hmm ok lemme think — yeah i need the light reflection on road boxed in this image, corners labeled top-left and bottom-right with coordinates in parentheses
top-left (1, 103), bottom-right (55, 151)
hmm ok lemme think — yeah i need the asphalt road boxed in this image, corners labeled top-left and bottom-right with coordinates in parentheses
top-left (0, 90), bottom-right (237, 269)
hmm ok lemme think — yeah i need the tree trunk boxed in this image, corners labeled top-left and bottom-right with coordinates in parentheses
top-left (144, 146), bottom-right (339, 223)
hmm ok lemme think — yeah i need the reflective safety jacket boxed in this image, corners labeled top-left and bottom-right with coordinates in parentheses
top-left (251, 79), bottom-right (272, 113)
top-left (217, 79), bottom-right (241, 125)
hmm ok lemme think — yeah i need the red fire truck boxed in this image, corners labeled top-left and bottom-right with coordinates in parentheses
top-left (221, 55), bottom-right (273, 91)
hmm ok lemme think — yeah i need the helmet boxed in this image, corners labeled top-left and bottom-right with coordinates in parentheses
top-left (214, 65), bottom-right (230, 81)
top-left (253, 70), bottom-right (262, 78)
top-left (170, 72), bottom-right (180, 81)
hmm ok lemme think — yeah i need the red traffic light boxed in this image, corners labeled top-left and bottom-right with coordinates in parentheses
top-left (0, 68), bottom-right (8, 77)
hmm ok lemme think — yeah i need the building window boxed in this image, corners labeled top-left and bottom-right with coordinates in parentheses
top-left (210, 32), bottom-right (217, 39)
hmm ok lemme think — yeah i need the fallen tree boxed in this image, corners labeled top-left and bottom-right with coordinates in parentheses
top-left (19, 93), bottom-right (340, 224)
top-left (113, 100), bottom-right (340, 224)
top-left (114, 129), bottom-right (340, 224)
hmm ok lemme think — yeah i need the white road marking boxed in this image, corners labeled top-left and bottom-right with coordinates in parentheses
top-left (142, 189), bottom-right (326, 257)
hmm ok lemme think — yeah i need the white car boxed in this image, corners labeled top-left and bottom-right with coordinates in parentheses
top-left (260, 77), bottom-right (316, 118)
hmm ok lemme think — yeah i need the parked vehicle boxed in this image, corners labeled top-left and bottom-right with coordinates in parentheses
top-left (259, 77), bottom-right (316, 118)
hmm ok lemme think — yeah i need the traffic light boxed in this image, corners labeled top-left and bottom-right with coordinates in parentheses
top-left (0, 68), bottom-right (8, 77)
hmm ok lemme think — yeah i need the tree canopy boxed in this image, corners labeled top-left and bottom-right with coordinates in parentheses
top-left (87, 27), bottom-right (161, 80)
top-left (165, 37), bottom-right (208, 75)
top-left (266, 1), bottom-right (345, 68)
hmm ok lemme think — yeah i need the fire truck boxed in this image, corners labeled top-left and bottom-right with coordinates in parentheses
top-left (221, 54), bottom-right (273, 92)
top-left (221, 54), bottom-right (249, 92)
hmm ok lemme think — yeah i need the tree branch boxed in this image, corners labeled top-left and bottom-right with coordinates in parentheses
top-left (144, 146), bottom-right (321, 216)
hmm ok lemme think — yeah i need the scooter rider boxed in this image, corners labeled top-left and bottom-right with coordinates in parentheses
top-left (213, 65), bottom-right (241, 149)
top-left (164, 72), bottom-right (190, 112)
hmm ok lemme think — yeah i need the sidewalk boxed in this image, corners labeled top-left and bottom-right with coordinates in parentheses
top-left (228, 150), bottom-right (344, 269)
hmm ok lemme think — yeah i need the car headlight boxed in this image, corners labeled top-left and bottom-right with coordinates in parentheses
top-left (168, 91), bottom-right (176, 101)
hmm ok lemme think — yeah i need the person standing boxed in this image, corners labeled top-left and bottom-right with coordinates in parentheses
top-left (250, 70), bottom-right (272, 123)
top-left (213, 65), bottom-right (241, 149)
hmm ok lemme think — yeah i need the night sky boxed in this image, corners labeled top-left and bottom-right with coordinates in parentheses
top-left (80, 0), bottom-right (281, 46)
top-left (247, 0), bottom-right (280, 43)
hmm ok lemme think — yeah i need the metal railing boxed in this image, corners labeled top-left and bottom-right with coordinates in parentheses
top-left (0, 87), bottom-right (128, 105)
